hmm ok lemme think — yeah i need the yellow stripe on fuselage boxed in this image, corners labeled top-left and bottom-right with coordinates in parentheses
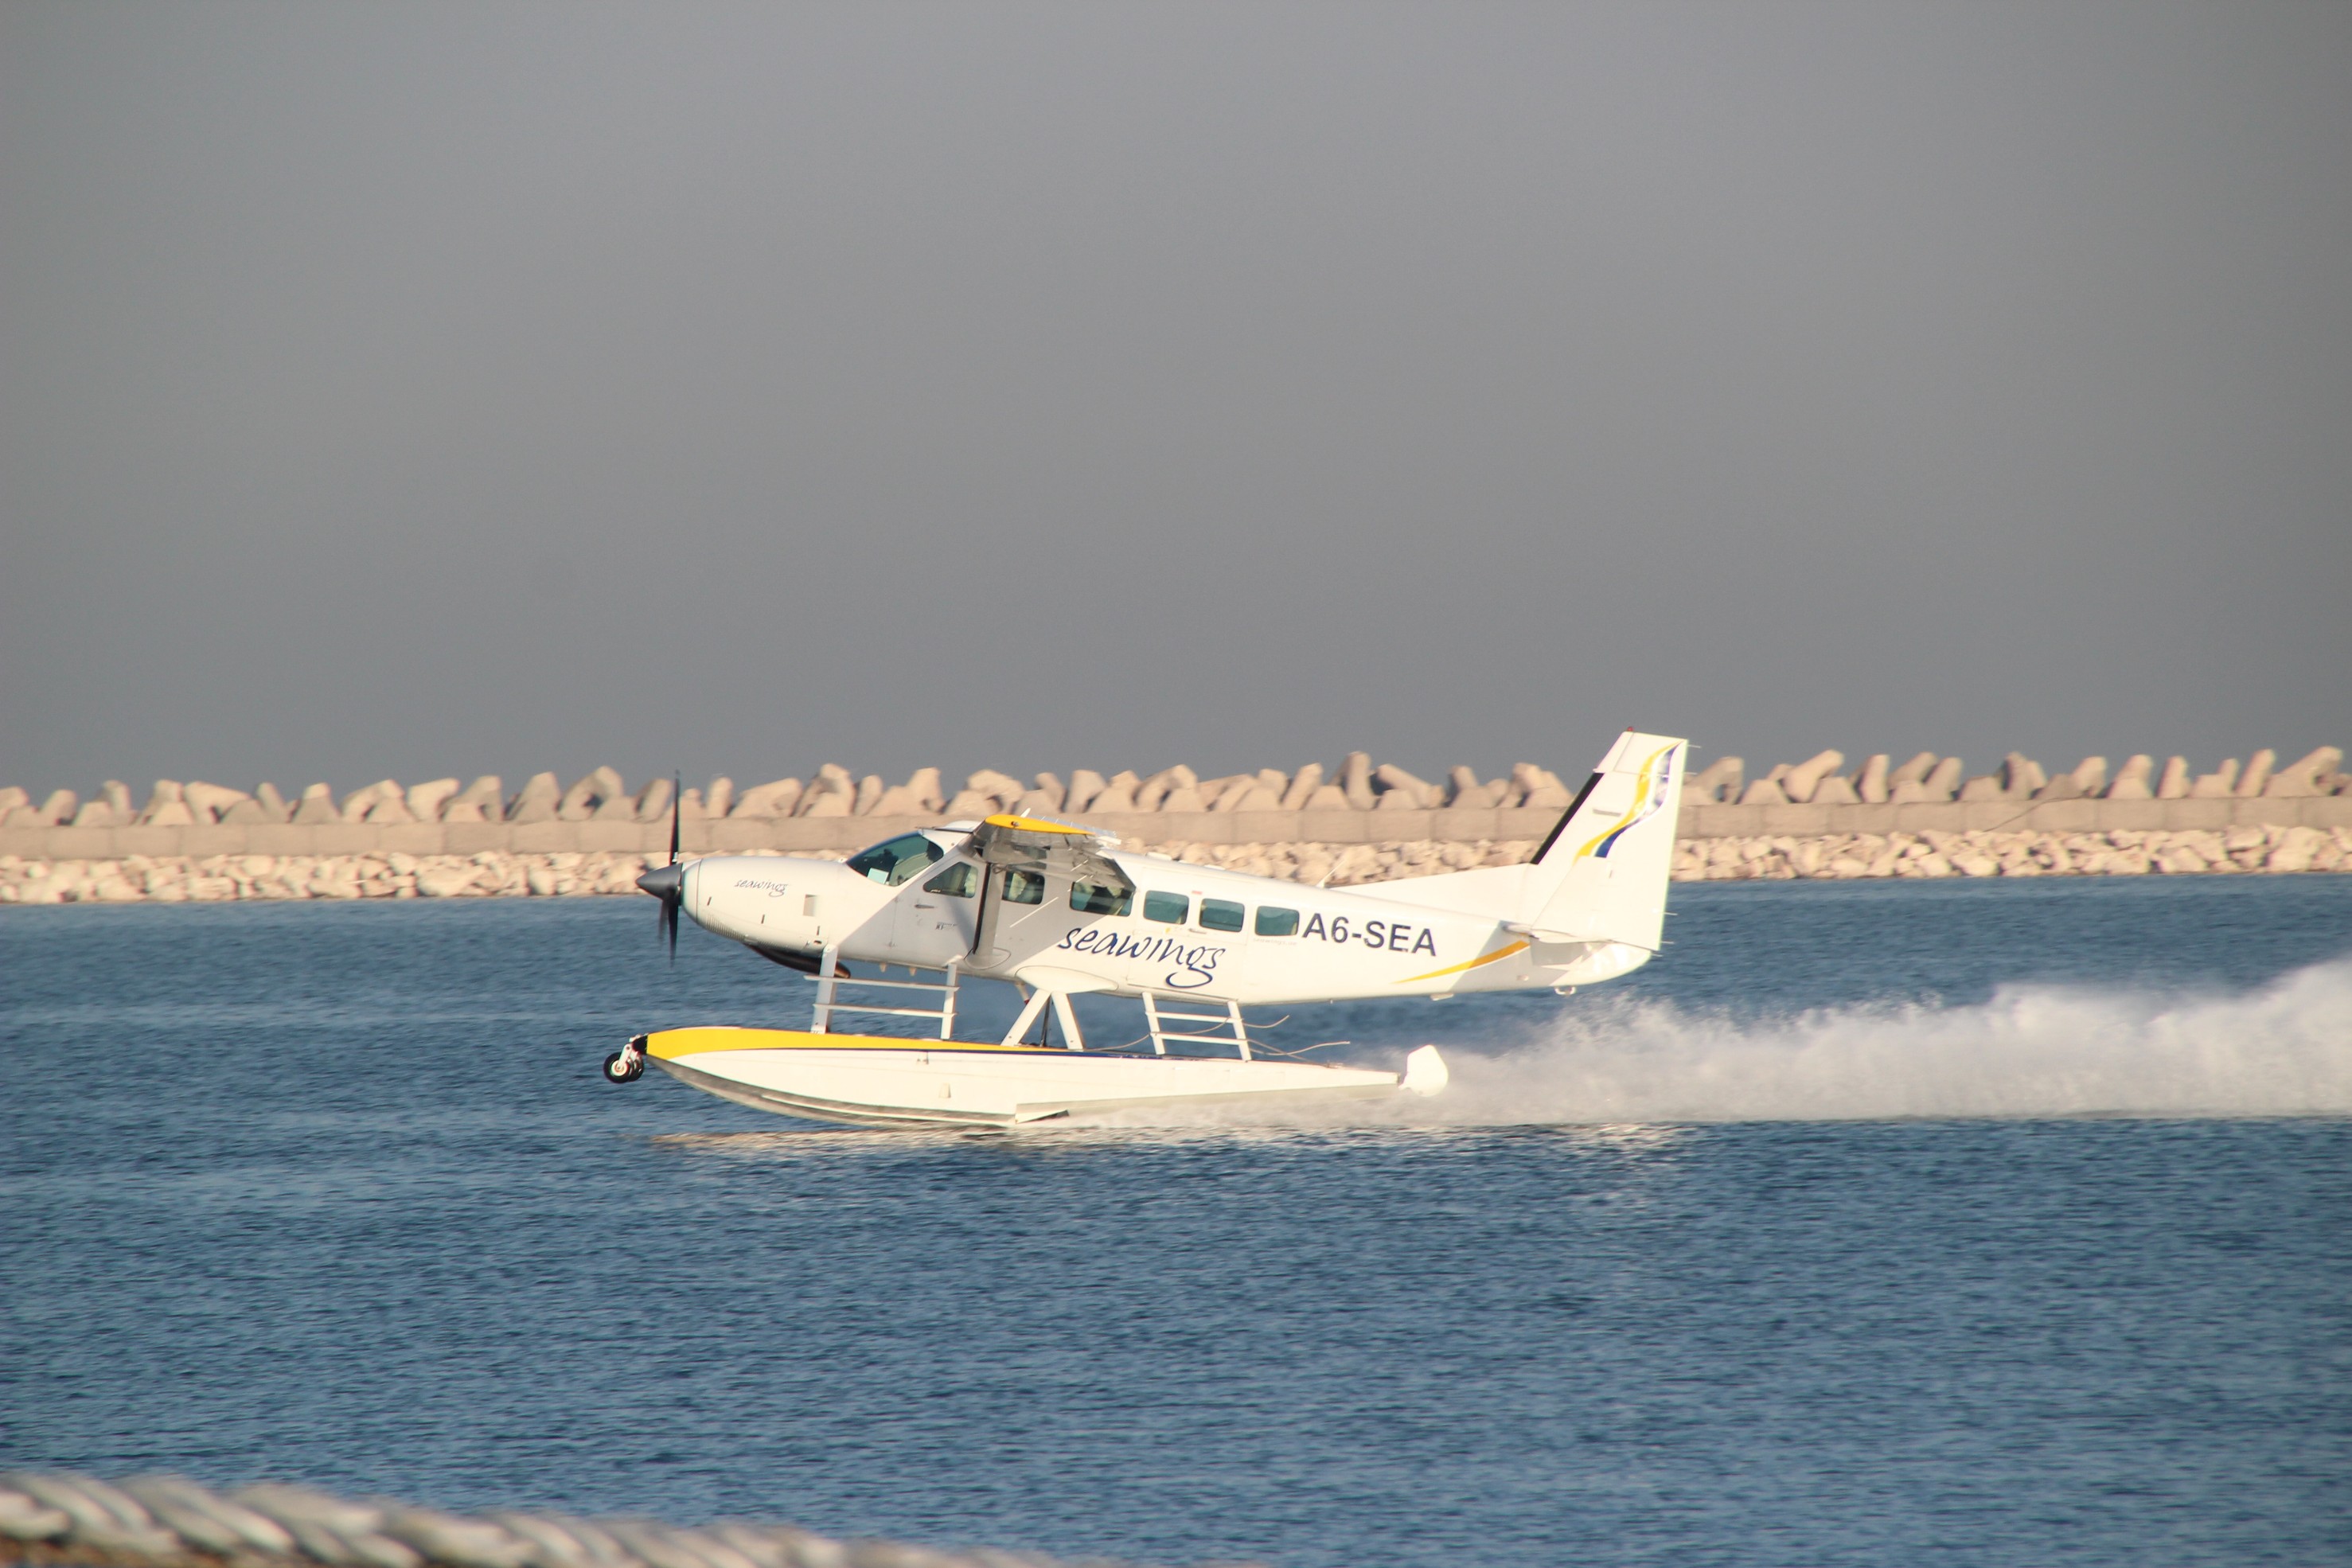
top-left (647, 1027), bottom-right (1061, 1060)
top-left (1393, 940), bottom-right (1530, 986)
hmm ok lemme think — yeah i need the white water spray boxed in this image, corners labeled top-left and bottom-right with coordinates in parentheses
top-left (1082, 955), bottom-right (2352, 1129)
top-left (1410, 954), bottom-right (2352, 1124)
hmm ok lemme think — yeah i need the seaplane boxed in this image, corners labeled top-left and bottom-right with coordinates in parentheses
top-left (606, 729), bottom-right (1687, 1127)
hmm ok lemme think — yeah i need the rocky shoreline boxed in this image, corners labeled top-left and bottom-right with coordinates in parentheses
top-left (6, 820), bottom-right (2345, 905)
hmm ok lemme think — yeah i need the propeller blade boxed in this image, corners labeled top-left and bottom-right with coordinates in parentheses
top-left (669, 770), bottom-right (681, 865)
top-left (662, 891), bottom-right (679, 962)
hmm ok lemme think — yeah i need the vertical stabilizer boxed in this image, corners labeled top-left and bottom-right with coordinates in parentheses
top-left (1523, 731), bottom-right (1687, 952)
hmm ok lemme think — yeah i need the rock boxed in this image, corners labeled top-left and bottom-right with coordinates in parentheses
top-left (704, 777), bottom-right (735, 818)
top-left (2263, 746), bottom-right (2343, 797)
top-left (446, 776), bottom-right (503, 821)
top-left (559, 767), bottom-right (626, 821)
top-left (896, 768), bottom-right (942, 812)
top-left (868, 784), bottom-right (927, 816)
top-left (1220, 784), bottom-right (1285, 813)
top-left (1134, 767), bottom-right (1188, 812)
top-left (365, 794), bottom-right (418, 825)
top-left (634, 778), bottom-right (676, 823)
top-left (1373, 763), bottom-right (1438, 808)
top-left (1997, 754), bottom-right (2046, 799)
top-left (2106, 755), bottom-right (2155, 799)
top-left (2266, 825), bottom-right (2327, 872)
top-left (1957, 775), bottom-right (2004, 802)
top-left (504, 773), bottom-right (560, 824)
top-left (291, 784), bottom-right (342, 825)
top-left (1278, 763), bottom-right (1325, 809)
top-left (2189, 761), bottom-right (2240, 798)
top-left (942, 790), bottom-right (998, 817)
top-left (1856, 755), bottom-right (1890, 803)
top-left (405, 779), bottom-right (462, 821)
top-left (1783, 751), bottom-right (1846, 802)
top-left (1812, 774), bottom-right (1861, 805)
top-left (340, 780), bottom-right (400, 822)
top-left (1305, 782), bottom-right (1351, 809)
top-left (1686, 757), bottom-right (1744, 804)
top-left (962, 768), bottom-right (1025, 809)
top-left (1014, 786), bottom-right (1063, 815)
top-left (220, 798), bottom-right (279, 824)
top-left (2236, 748), bottom-right (2277, 797)
top-left (1341, 752), bottom-right (1376, 810)
top-left (1892, 757), bottom-right (1960, 803)
top-left (138, 781), bottom-right (189, 825)
top-left (730, 778), bottom-right (803, 817)
top-left (1888, 752), bottom-right (1937, 787)
top-left (2155, 757), bottom-right (2191, 798)
top-left (801, 789), bottom-right (852, 817)
top-left (1738, 777), bottom-right (1791, 805)
top-left (1028, 773), bottom-right (1067, 811)
top-left (100, 781), bottom-right (134, 816)
top-left (1160, 785), bottom-right (1207, 813)
top-left (1522, 769), bottom-right (1573, 809)
top-left (1064, 770), bottom-right (1106, 813)
top-left (0, 788), bottom-right (25, 814)
top-left (1091, 770), bottom-right (1148, 809)
top-left (415, 864), bottom-right (486, 898)
top-left (37, 789), bottom-right (78, 824)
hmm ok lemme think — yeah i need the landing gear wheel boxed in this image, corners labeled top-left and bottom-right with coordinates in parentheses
top-left (603, 1050), bottom-right (644, 1083)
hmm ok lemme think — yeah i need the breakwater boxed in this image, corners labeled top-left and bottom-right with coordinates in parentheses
top-left (2, 747), bottom-right (2346, 902)
top-left (0, 1468), bottom-right (1132, 1568)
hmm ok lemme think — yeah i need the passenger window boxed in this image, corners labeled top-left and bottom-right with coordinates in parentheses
top-left (1255, 906), bottom-right (1300, 937)
top-left (1002, 868), bottom-right (1046, 905)
top-left (924, 861), bottom-right (977, 898)
top-left (1070, 880), bottom-right (1133, 916)
top-left (1143, 891), bottom-right (1188, 924)
top-left (1199, 898), bottom-right (1245, 933)
top-left (848, 833), bottom-right (944, 887)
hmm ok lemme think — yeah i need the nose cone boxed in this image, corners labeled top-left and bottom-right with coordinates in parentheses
top-left (637, 862), bottom-right (684, 899)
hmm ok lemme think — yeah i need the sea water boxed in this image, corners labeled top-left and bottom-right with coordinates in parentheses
top-left (3, 876), bottom-right (2349, 1567)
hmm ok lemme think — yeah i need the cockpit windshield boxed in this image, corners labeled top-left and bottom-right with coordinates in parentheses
top-left (848, 833), bottom-right (945, 887)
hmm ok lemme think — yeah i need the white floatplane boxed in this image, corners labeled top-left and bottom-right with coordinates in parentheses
top-left (607, 730), bottom-right (1687, 1127)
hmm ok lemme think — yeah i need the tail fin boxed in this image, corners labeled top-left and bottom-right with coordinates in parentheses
top-left (1521, 731), bottom-right (1687, 952)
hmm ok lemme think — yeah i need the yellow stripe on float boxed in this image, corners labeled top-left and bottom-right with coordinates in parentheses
top-left (646, 1027), bottom-right (1059, 1059)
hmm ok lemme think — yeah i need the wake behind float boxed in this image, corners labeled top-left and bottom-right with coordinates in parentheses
top-left (606, 727), bottom-right (1687, 1128)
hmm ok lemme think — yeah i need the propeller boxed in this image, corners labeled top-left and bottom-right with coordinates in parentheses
top-left (634, 773), bottom-right (685, 961)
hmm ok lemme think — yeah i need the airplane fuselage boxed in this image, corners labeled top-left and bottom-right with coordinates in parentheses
top-left (680, 828), bottom-right (1652, 1008)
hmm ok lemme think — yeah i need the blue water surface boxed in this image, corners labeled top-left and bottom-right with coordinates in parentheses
top-left (3, 876), bottom-right (2349, 1567)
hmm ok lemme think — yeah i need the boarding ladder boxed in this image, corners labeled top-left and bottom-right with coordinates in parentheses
top-left (1141, 992), bottom-right (1252, 1060)
top-left (809, 948), bottom-right (961, 1039)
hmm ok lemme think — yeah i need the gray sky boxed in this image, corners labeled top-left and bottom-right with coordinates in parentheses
top-left (3, 1), bottom-right (2346, 799)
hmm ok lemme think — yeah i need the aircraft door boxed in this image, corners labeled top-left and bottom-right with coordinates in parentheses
top-left (975, 864), bottom-right (1070, 966)
top-left (892, 859), bottom-right (980, 967)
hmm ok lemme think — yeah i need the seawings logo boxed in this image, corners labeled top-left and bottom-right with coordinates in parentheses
top-left (1054, 926), bottom-right (1223, 989)
top-left (734, 878), bottom-right (792, 897)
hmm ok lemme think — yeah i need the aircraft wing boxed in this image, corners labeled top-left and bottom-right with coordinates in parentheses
top-left (962, 813), bottom-right (1134, 893)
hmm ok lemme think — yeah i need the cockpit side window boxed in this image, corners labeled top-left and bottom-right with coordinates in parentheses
top-left (924, 861), bottom-right (978, 898)
top-left (849, 833), bottom-right (945, 887)
top-left (1002, 868), bottom-right (1047, 905)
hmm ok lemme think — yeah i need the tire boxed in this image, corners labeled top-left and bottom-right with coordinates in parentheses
top-left (603, 1051), bottom-right (643, 1083)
